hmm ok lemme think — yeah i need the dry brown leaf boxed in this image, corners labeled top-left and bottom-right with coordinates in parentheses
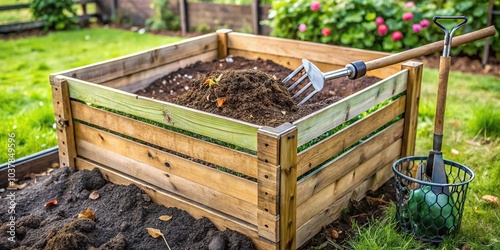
top-left (8, 182), bottom-right (27, 190)
top-left (159, 215), bottom-right (173, 221)
top-left (89, 190), bottom-right (100, 200)
top-left (146, 228), bottom-right (164, 238)
top-left (482, 195), bottom-right (499, 205)
top-left (78, 208), bottom-right (96, 220)
top-left (52, 162), bottom-right (60, 168)
top-left (216, 97), bottom-right (227, 108)
top-left (44, 200), bottom-right (58, 207)
top-left (331, 229), bottom-right (339, 239)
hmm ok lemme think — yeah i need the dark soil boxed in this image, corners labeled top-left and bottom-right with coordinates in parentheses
top-left (137, 56), bottom-right (380, 127)
top-left (0, 167), bottom-right (254, 250)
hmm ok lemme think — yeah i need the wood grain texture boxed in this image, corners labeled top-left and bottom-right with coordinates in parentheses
top-left (64, 77), bottom-right (260, 150)
top-left (76, 138), bottom-right (258, 225)
top-left (74, 122), bottom-right (257, 205)
top-left (297, 96), bottom-right (406, 176)
top-left (434, 56), bottom-right (451, 136)
top-left (294, 69), bottom-right (407, 147)
top-left (401, 62), bottom-right (423, 157)
top-left (75, 157), bottom-right (277, 250)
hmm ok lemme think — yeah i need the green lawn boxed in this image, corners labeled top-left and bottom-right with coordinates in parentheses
top-left (347, 67), bottom-right (500, 249)
top-left (0, 28), bottom-right (184, 163)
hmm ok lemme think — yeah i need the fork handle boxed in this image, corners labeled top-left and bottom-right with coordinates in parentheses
top-left (363, 25), bottom-right (496, 73)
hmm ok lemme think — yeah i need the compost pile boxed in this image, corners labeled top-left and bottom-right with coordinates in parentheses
top-left (138, 57), bottom-right (381, 127)
top-left (0, 167), bottom-right (254, 250)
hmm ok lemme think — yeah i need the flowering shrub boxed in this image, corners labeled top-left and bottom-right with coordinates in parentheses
top-left (266, 0), bottom-right (500, 58)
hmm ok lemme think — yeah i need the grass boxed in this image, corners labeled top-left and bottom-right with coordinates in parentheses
top-left (0, 27), bottom-right (184, 163)
top-left (345, 67), bottom-right (500, 249)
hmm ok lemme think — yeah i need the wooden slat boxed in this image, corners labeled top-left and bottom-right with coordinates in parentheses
top-left (296, 138), bottom-right (402, 228)
top-left (278, 124), bottom-right (298, 250)
top-left (229, 49), bottom-right (395, 79)
top-left (50, 77), bottom-right (77, 168)
top-left (297, 119), bottom-right (403, 206)
top-left (297, 96), bottom-right (406, 176)
top-left (75, 158), bottom-right (276, 250)
top-left (101, 50), bottom-right (218, 92)
top-left (76, 139), bottom-right (258, 225)
top-left (294, 69), bottom-right (408, 147)
top-left (227, 32), bottom-right (400, 76)
top-left (74, 122), bottom-right (257, 205)
top-left (401, 62), bottom-right (423, 157)
top-left (71, 101), bottom-right (258, 178)
top-left (296, 162), bottom-right (394, 247)
top-left (54, 33), bottom-right (217, 84)
top-left (64, 77), bottom-right (260, 150)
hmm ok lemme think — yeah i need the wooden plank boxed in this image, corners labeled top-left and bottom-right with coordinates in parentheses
top-left (296, 138), bottom-right (402, 228)
top-left (53, 33), bottom-right (217, 84)
top-left (227, 33), bottom-right (400, 75)
top-left (0, 21), bottom-right (44, 33)
top-left (401, 62), bottom-right (423, 157)
top-left (297, 96), bottom-right (406, 176)
top-left (0, 3), bottom-right (30, 11)
top-left (75, 158), bottom-right (276, 250)
top-left (296, 119), bottom-right (403, 206)
top-left (256, 126), bottom-right (281, 242)
top-left (229, 49), bottom-right (397, 79)
top-left (101, 50), bottom-right (218, 92)
top-left (278, 124), bottom-right (297, 250)
top-left (294, 69), bottom-right (408, 147)
top-left (50, 76), bottom-right (77, 168)
top-left (64, 77), bottom-right (261, 150)
top-left (74, 122), bottom-right (257, 205)
top-left (76, 138), bottom-right (258, 225)
top-left (296, 162), bottom-right (394, 247)
top-left (71, 101), bottom-right (258, 178)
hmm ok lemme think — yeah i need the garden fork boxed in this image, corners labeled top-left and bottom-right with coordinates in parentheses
top-left (283, 25), bottom-right (497, 105)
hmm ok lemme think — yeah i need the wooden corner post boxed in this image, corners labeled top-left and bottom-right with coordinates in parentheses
top-left (50, 75), bottom-right (77, 168)
top-left (401, 61), bottom-right (423, 157)
top-left (216, 29), bottom-right (232, 60)
top-left (257, 123), bottom-right (297, 250)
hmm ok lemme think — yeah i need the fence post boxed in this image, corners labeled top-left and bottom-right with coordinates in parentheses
top-left (401, 61), bottom-right (423, 157)
top-left (251, 0), bottom-right (261, 34)
top-left (179, 0), bottom-right (188, 35)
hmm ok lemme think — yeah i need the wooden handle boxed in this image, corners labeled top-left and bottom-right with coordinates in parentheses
top-left (365, 25), bottom-right (497, 71)
top-left (434, 56), bottom-right (451, 136)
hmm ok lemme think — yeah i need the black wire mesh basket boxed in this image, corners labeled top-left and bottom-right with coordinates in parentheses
top-left (392, 156), bottom-right (475, 243)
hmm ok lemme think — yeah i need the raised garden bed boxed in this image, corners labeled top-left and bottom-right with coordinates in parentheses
top-left (49, 30), bottom-right (422, 249)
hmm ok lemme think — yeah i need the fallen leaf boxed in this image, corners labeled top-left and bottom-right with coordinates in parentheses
top-left (146, 228), bottom-right (164, 238)
top-left (44, 200), bottom-right (58, 207)
top-left (8, 182), bottom-right (27, 190)
top-left (451, 148), bottom-right (459, 156)
top-left (331, 229), bottom-right (339, 239)
top-left (216, 97), bottom-right (227, 107)
top-left (281, 110), bottom-right (286, 115)
top-left (482, 195), bottom-right (499, 205)
top-left (78, 208), bottom-right (95, 220)
top-left (89, 190), bottom-right (100, 200)
top-left (52, 162), bottom-right (60, 168)
top-left (159, 215), bottom-right (172, 221)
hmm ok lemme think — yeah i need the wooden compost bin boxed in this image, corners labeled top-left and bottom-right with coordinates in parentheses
top-left (49, 30), bottom-right (422, 250)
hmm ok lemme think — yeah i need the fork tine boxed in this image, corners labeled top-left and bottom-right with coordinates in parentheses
top-left (297, 90), bottom-right (318, 105)
top-left (282, 65), bottom-right (304, 84)
top-left (287, 73), bottom-right (308, 91)
top-left (291, 82), bottom-right (312, 99)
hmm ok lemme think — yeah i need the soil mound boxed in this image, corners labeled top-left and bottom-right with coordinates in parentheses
top-left (172, 69), bottom-right (305, 126)
top-left (0, 167), bottom-right (255, 250)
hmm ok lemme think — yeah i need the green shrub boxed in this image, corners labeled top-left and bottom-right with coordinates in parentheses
top-left (30, 0), bottom-right (77, 30)
top-left (146, 0), bottom-right (180, 31)
top-left (265, 0), bottom-right (500, 58)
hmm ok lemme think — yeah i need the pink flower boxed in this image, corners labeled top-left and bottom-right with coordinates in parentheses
top-left (375, 17), bottom-right (384, 25)
top-left (311, 1), bottom-right (320, 11)
top-left (391, 31), bottom-right (403, 41)
top-left (377, 24), bottom-right (388, 36)
top-left (402, 12), bottom-right (414, 21)
top-left (321, 27), bottom-right (331, 36)
top-left (298, 23), bottom-right (307, 32)
top-left (412, 23), bottom-right (422, 32)
top-left (404, 1), bottom-right (415, 8)
top-left (420, 19), bottom-right (430, 28)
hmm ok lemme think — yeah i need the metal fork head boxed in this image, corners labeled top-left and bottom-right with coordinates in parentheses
top-left (282, 59), bottom-right (325, 105)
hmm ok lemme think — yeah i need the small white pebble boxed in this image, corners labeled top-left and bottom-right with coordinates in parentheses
top-left (187, 75), bottom-right (192, 79)
top-left (226, 57), bottom-right (234, 63)
top-left (176, 82), bottom-right (179, 85)
top-left (184, 86), bottom-right (189, 91)
top-left (162, 80), bottom-right (166, 85)
top-left (177, 74), bottom-right (181, 78)
top-left (159, 90), bottom-right (164, 93)
top-left (253, 66), bottom-right (258, 70)
top-left (170, 90), bottom-right (174, 95)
